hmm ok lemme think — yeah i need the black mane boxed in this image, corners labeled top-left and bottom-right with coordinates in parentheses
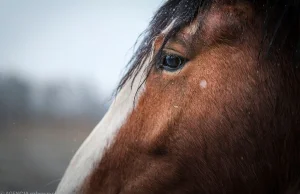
top-left (116, 0), bottom-right (300, 94)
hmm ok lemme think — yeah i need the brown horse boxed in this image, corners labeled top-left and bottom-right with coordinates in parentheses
top-left (56, 0), bottom-right (300, 193)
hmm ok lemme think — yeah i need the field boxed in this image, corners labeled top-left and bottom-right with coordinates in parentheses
top-left (0, 118), bottom-right (98, 192)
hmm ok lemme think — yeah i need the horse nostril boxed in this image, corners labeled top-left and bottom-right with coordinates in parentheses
top-left (151, 145), bottom-right (168, 156)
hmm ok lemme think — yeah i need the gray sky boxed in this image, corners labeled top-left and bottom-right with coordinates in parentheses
top-left (0, 0), bottom-right (163, 95)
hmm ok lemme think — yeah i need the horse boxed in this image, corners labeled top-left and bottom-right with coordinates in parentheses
top-left (56, 0), bottom-right (300, 193)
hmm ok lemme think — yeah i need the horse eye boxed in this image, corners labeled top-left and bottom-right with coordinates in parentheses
top-left (161, 54), bottom-right (188, 71)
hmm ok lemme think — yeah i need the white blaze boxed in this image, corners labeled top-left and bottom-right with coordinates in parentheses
top-left (56, 60), bottom-right (149, 193)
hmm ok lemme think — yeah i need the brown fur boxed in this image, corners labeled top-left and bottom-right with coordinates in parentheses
top-left (82, 2), bottom-right (300, 194)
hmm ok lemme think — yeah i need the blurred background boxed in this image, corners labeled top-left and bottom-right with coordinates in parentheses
top-left (0, 0), bottom-right (163, 192)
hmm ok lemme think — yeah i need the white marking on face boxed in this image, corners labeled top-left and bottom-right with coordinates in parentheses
top-left (55, 58), bottom-right (150, 193)
top-left (200, 80), bottom-right (207, 89)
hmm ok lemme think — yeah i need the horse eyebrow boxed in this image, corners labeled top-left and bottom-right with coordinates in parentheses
top-left (168, 32), bottom-right (195, 54)
top-left (173, 33), bottom-right (190, 47)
